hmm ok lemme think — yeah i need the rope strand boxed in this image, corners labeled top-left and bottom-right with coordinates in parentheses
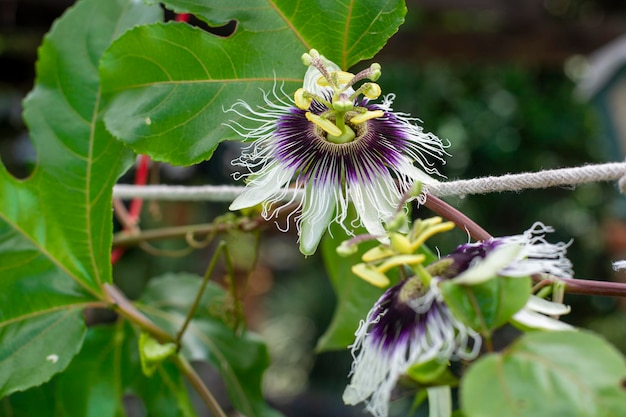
top-left (112, 162), bottom-right (626, 201)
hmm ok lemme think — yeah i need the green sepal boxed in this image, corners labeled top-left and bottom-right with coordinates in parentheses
top-left (139, 332), bottom-right (178, 377)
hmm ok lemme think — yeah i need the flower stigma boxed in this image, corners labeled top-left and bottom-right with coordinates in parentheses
top-left (297, 50), bottom-right (385, 145)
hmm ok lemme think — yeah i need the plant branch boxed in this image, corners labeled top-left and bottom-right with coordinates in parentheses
top-left (103, 283), bottom-right (176, 344)
top-left (112, 216), bottom-right (265, 247)
top-left (422, 194), bottom-right (493, 241)
top-left (172, 355), bottom-right (228, 417)
top-left (104, 283), bottom-right (229, 417)
top-left (176, 241), bottom-right (227, 347)
top-left (555, 277), bottom-right (626, 298)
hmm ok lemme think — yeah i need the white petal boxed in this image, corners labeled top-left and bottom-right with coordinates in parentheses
top-left (399, 161), bottom-right (439, 186)
top-left (349, 183), bottom-right (389, 239)
top-left (299, 183), bottom-right (336, 255)
top-left (525, 295), bottom-right (571, 316)
top-left (452, 244), bottom-right (522, 285)
top-left (613, 260), bottom-right (626, 271)
top-left (427, 386), bottom-right (452, 417)
top-left (512, 308), bottom-right (574, 331)
top-left (229, 164), bottom-right (294, 210)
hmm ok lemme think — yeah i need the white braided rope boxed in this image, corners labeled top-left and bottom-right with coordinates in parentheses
top-left (112, 162), bottom-right (626, 201)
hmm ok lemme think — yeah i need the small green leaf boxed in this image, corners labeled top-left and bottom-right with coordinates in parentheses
top-left (461, 331), bottom-right (626, 417)
top-left (139, 333), bottom-right (178, 377)
top-left (406, 358), bottom-right (458, 387)
top-left (317, 221), bottom-right (385, 351)
top-left (100, 0), bottom-right (407, 165)
top-left (137, 273), bottom-right (282, 417)
top-left (440, 276), bottom-right (531, 335)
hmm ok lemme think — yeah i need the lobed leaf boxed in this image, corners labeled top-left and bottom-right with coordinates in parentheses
top-left (100, 0), bottom-right (407, 165)
top-left (0, 0), bottom-right (162, 396)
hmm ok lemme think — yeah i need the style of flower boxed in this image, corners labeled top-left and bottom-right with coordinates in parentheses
top-left (227, 49), bottom-right (447, 255)
top-left (342, 276), bottom-right (481, 417)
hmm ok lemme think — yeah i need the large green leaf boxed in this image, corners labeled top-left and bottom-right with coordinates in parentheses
top-left (100, 0), bottom-right (407, 165)
top-left (461, 331), bottom-right (626, 417)
top-left (0, 0), bottom-right (162, 397)
top-left (137, 273), bottom-right (282, 417)
top-left (3, 323), bottom-right (197, 417)
top-left (316, 221), bottom-right (385, 351)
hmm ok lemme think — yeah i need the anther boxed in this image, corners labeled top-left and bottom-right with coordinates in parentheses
top-left (305, 112), bottom-right (342, 137)
top-left (350, 110), bottom-right (384, 125)
top-left (363, 83), bottom-right (382, 99)
top-left (294, 88), bottom-right (312, 110)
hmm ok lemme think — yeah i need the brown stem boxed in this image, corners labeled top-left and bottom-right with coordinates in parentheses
top-left (172, 355), bottom-right (228, 417)
top-left (103, 283), bottom-right (176, 344)
top-left (112, 216), bottom-right (264, 247)
top-left (176, 242), bottom-right (227, 347)
top-left (103, 284), bottom-right (228, 417)
top-left (558, 277), bottom-right (626, 298)
top-left (422, 194), bottom-right (492, 241)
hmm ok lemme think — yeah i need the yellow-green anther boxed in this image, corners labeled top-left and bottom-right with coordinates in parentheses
top-left (294, 88), bottom-right (312, 110)
top-left (350, 110), bottom-right (384, 125)
top-left (337, 241), bottom-right (358, 257)
top-left (386, 211), bottom-right (407, 232)
top-left (409, 221), bottom-right (456, 252)
top-left (318, 71), bottom-right (354, 87)
top-left (390, 232), bottom-right (413, 254)
top-left (363, 83), bottom-right (382, 99)
top-left (352, 263), bottom-right (390, 288)
top-left (376, 254), bottom-right (426, 273)
top-left (301, 52), bottom-right (313, 66)
top-left (362, 245), bottom-right (396, 262)
top-left (369, 63), bottom-right (382, 81)
top-left (305, 112), bottom-right (342, 137)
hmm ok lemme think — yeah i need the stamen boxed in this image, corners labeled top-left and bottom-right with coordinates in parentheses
top-left (317, 71), bottom-right (355, 87)
top-left (363, 83), bottom-right (382, 99)
top-left (352, 263), bottom-right (390, 287)
top-left (376, 254), bottom-right (425, 273)
top-left (350, 110), bottom-right (384, 125)
top-left (305, 112), bottom-right (342, 137)
top-left (294, 88), bottom-right (312, 110)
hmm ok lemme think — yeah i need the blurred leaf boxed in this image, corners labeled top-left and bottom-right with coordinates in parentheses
top-left (100, 0), bottom-right (406, 165)
top-left (0, 0), bottom-right (162, 396)
top-left (317, 220), bottom-right (385, 351)
top-left (0, 309), bottom-right (86, 398)
top-left (3, 323), bottom-right (197, 417)
top-left (137, 273), bottom-right (282, 417)
top-left (461, 331), bottom-right (626, 417)
top-left (439, 276), bottom-right (531, 335)
top-left (53, 325), bottom-right (127, 417)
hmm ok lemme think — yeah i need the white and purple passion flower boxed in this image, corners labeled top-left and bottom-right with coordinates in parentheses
top-left (434, 222), bottom-right (575, 331)
top-left (343, 276), bottom-right (481, 417)
top-left (227, 49), bottom-right (447, 255)
top-left (343, 222), bottom-right (574, 417)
